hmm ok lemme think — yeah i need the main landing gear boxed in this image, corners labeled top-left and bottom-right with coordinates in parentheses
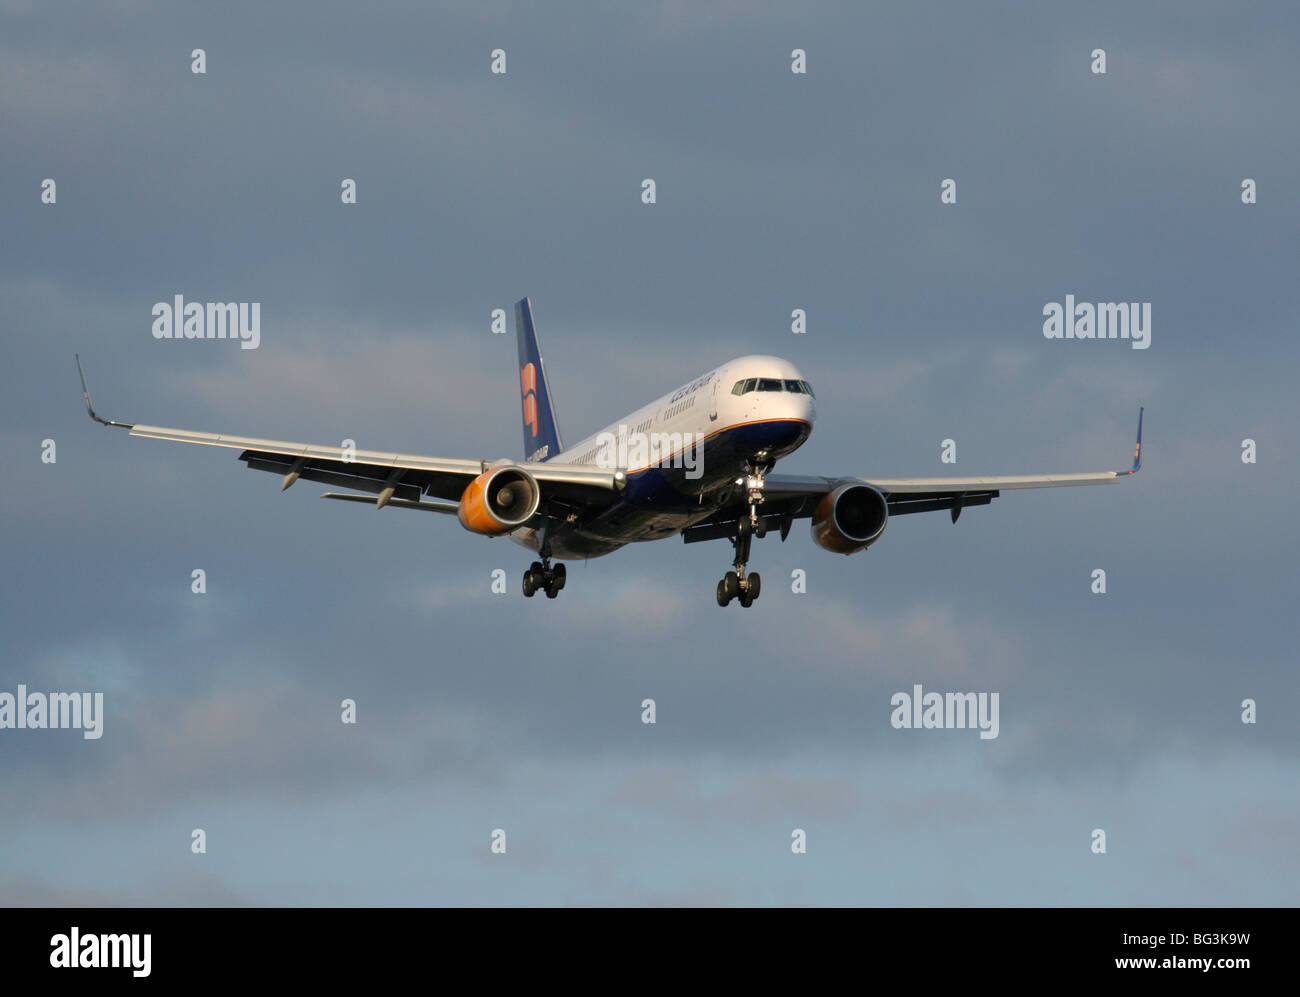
top-left (716, 457), bottom-right (772, 609)
top-left (522, 515), bottom-right (566, 598)
top-left (523, 559), bottom-right (565, 599)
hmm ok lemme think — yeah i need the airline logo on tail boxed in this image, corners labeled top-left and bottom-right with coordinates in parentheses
top-left (515, 298), bottom-right (563, 462)
top-left (521, 363), bottom-right (539, 439)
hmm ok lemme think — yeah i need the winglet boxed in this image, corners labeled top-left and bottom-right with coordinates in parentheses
top-left (1127, 406), bottom-right (1143, 474)
top-left (76, 355), bottom-right (134, 429)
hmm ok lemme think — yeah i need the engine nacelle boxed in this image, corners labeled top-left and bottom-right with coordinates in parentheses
top-left (811, 483), bottom-right (888, 554)
top-left (458, 466), bottom-right (541, 535)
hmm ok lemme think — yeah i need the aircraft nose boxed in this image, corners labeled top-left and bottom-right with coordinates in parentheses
top-left (799, 392), bottom-right (817, 423)
top-left (779, 394), bottom-right (814, 429)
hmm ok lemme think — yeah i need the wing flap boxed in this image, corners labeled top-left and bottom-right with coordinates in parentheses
top-left (320, 492), bottom-right (460, 513)
top-left (242, 454), bottom-right (425, 502)
top-left (862, 471), bottom-right (1123, 493)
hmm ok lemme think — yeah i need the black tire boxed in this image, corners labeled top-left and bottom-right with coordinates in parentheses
top-left (736, 518), bottom-right (752, 539)
top-left (723, 571), bottom-right (740, 600)
top-left (754, 518), bottom-right (767, 538)
top-left (529, 561), bottom-right (543, 575)
top-left (746, 571), bottom-right (761, 600)
top-left (522, 570), bottom-right (537, 597)
top-left (739, 591), bottom-right (753, 608)
top-left (545, 583), bottom-right (559, 599)
top-left (716, 579), bottom-right (730, 607)
top-left (552, 563), bottom-right (566, 590)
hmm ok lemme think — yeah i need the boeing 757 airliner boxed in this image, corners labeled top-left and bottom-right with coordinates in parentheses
top-left (78, 298), bottom-right (1142, 607)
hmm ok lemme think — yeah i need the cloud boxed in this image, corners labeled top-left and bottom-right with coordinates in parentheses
top-left (0, 870), bottom-right (250, 907)
top-left (771, 600), bottom-right (1025, 685)
top-left (2, 0), bottom-right (1297, 906)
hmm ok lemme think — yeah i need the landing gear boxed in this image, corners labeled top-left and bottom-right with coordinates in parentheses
top-left (546, 562), bottom-right (565, 598)
top-left (717, 569), bottom-right (760, 607)
top-left (522, 559), bottom-right (566, 599)
top-left (716, 457), bottom-right (770, 608)
top-left (522, 511), bottom-right (567, 600)
top-left (716, 571), bottom-right (739, 607)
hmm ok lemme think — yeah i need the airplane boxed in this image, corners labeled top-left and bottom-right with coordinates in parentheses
top-left (78, 297), bottom-right (1143, 608)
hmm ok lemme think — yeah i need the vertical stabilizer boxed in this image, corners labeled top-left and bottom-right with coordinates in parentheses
top-left (516, 298), bottom-right (564, 461)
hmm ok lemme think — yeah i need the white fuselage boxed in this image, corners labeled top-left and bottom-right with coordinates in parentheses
top-left (513, 355), bottom-right (817, 558)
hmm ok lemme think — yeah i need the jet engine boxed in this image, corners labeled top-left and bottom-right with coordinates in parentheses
top-left (811, 483), bottom-right (888, 554)
top-left (457, 466), bottom-right (541, 535)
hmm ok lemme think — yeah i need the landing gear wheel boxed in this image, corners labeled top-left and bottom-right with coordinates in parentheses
top-left (753, 518), bottom-right (767, 539)
top-left (723, 571), bottom-right (740, 601)
top-left (745, 571), bottom-right (761, 600)
top-left (716, 579), bottom-right (730, 607)
top-left (527, 558), bottom-right (565, 600)
top-left (739, 591), bottom-right (754, 608)
top-left (736, 518), bottom-right (752, 539)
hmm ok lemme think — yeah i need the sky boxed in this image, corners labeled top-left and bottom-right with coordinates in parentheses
top-left (1, 0), bottom-right (1296, 906)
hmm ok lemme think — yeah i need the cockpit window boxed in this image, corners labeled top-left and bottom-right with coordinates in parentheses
top-left (733, 376), bottom-right (813, 395)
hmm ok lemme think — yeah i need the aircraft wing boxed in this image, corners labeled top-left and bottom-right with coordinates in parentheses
top-left (77, 357), bottom-right (623, 509)
top-left (683, 408), bottom-right (1142, 543)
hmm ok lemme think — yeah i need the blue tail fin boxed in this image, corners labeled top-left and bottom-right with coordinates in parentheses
top-left (516, 297), bottom-right (564, 462)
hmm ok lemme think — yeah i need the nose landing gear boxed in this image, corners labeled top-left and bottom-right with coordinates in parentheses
top-left (716, 519), bottom-right (763, 608)
top-left (716, 457), bottom-right (771, 608)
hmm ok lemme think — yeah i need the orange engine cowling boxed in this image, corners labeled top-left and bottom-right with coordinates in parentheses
top-left (811, 483), bottom-right (888, 554)
top-left (457, 466), bottom-right (541, 535)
